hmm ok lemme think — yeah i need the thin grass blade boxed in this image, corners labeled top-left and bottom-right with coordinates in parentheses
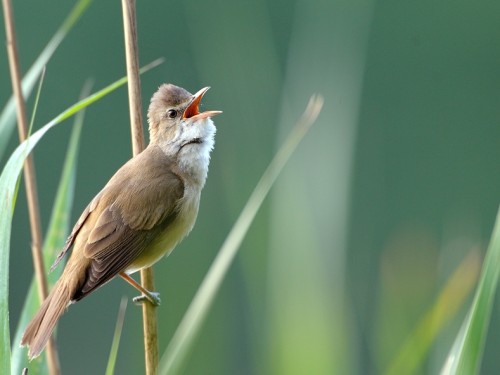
top-left (158, 95), bottom-right (323, 375)
top-left (54, 58), bottom-right (163, 125)
top-left (27, 67), bottom-right (47, 138)
top-left (441, 206), bottom-right (500, 375)
top-left (0, 0), bottom-right (92, 159)
top-left (385, 250), bottom-right (481, 375)
top-left (105, 298), bottom-right (128, 375)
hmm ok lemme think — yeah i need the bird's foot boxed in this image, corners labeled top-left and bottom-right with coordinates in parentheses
top-left (133, 291), bottom-right (161, 306)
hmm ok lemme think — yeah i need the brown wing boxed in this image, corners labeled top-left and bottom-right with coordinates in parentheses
top-left (72, 209), bottom-right (165, 300)
top-left (51, 190), bottom-right (104, 271)
top-left (55, 146), bottom-right (185, 301)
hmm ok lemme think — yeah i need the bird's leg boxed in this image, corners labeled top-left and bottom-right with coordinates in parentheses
top-left (119, 272), bottom-right (161, 306)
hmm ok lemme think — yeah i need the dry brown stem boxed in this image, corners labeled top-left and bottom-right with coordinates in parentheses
top-left (2, 0), bottom-right (61, 373)
top-left (121, 0), bottom-right (159, 374)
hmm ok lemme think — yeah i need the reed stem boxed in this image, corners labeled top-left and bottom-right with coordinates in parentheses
top-left (121, 1), bottom-right (159, 374)
top-left (2, 0), bottom-right (60, 373)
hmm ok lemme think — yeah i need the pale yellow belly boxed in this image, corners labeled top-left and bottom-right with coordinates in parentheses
top-left (125, 192), bottom-right (200, 274)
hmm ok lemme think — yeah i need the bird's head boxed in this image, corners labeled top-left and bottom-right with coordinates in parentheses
top-left (147, 84), bottom-right (222, 157)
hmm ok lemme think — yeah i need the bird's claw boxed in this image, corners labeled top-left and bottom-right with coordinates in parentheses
top-left (133, 291), bottom-right (161, 306)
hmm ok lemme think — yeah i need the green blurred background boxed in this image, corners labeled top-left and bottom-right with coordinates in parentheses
top-left (2, 1), bottom-right (500, 374)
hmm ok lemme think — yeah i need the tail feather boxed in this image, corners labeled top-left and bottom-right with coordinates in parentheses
top-left (21, 281), bottom-right (71, 359)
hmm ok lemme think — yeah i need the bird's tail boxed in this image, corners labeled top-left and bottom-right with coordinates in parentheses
top-left (20, 279), bottom-right (72, 359)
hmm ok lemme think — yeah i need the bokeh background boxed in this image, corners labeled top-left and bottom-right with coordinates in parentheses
top-left (2, 1), bottom-right (500, 374)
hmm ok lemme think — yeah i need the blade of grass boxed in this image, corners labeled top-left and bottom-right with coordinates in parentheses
top-left (11, 80), bottom-right (92, 375)
top-left (441, 206), bottom-right (500, 375)
top-left (105, 297), bottom-right (128, 375)
top-left (55, 58), bottom-right (163, 125)
top-left (27, 67), bottom-right (47, 138)
top-left (385, 250), bottom-right (481, 375)
top-left (0, 203), bottom-right (12, 375)
top-left (158, 95), bottom-right (324, 375)
top-left (0, 59), bottom-right (161, 375)
top-left (0, 0), bottom-right (92, 159)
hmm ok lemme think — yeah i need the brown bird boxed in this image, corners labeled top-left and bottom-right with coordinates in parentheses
top-left (21, 83), bottom-right (222, 359)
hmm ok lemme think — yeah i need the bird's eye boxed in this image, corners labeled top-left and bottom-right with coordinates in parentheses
top-left (166, 109), bottom-right (178, 119)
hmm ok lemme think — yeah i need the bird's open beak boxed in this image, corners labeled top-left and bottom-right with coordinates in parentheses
top-left (183, 86), bottom-right (222, 120)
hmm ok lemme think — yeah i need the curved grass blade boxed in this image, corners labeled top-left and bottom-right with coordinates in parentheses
top-left (0, 59), bottom-right (161, 375)
top-left (159, 95), bottom-right (324, 375)
top-left (385, 250), bottom-right (481, 375)
top-left (0, 0), bottom-right (93, 159)
top-left (441, 207), bottom-right (500, 375)
top-left (11, 81), bottom-right (92, 375)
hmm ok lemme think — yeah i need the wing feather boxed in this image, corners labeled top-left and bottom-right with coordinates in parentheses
top-left (71, 146), bottom-right (185, 300)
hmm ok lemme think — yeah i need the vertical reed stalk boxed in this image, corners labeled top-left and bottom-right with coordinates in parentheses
top-left (121, 0), bottom-right (159, 374)
top-left (2, 0), bottom-right (60, 373)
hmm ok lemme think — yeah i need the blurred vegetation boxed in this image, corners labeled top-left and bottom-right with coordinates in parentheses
top-left (1, 1), bottom-right (499, 374)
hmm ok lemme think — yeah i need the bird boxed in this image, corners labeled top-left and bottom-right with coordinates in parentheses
top-left (21, 83), bottom-right (222, 359)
